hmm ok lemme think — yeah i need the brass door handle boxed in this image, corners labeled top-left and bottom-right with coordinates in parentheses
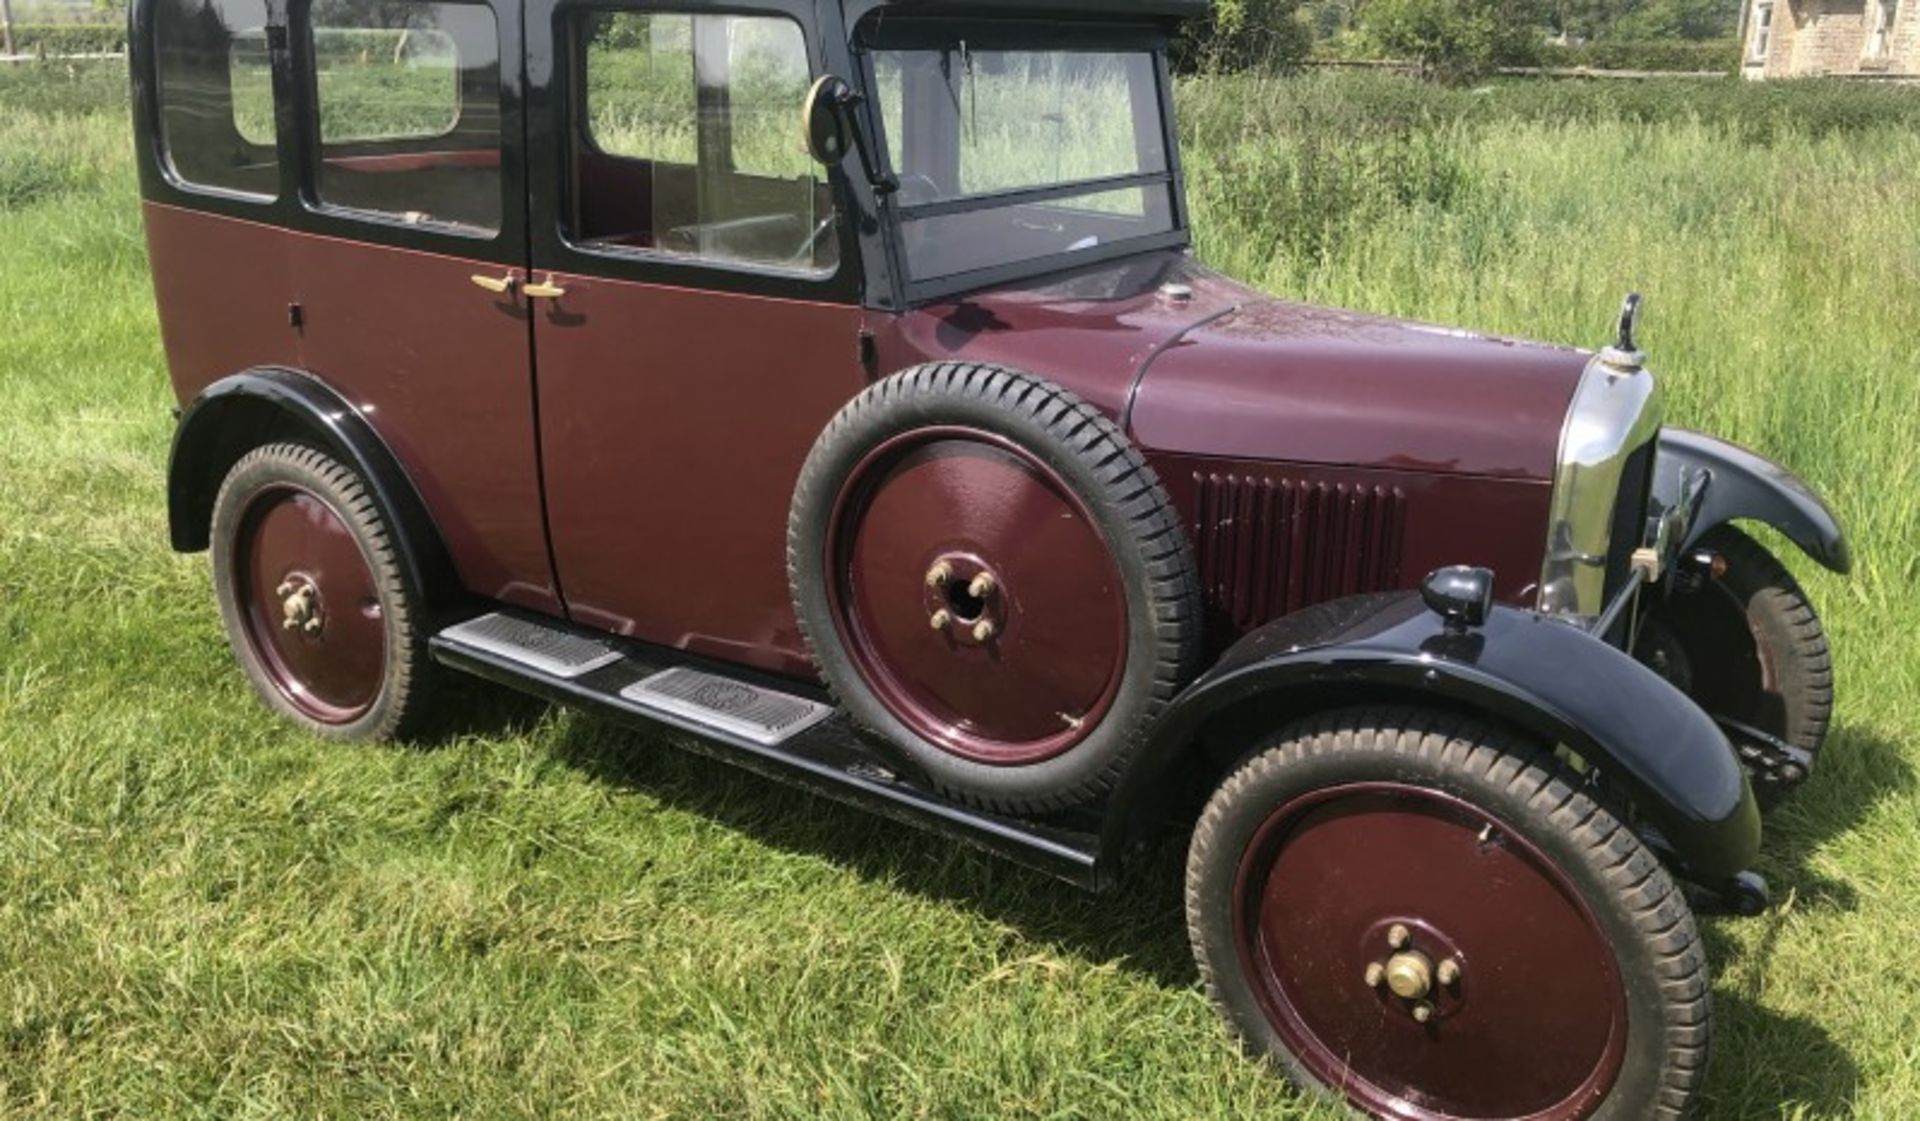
top-left (524, 275), bottom-right (568, 300)
top-left (470, 272), bottom-right (516, 295)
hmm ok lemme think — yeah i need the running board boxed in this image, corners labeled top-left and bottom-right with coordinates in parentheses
top-left (430, 611), bottom-right (1106, 888)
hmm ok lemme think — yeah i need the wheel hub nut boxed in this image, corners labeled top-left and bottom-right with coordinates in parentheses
top-left (1384, 951), bottom-right (1434, 1000)
top-left (279, 580), bottom-right (321, 635)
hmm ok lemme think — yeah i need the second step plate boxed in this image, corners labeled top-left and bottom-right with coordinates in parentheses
top-left (621, 666), bottom-right (834, 747)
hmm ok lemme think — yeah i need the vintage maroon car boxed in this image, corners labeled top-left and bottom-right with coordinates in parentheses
top-left (133, 0), bottom-right (1847, 1115)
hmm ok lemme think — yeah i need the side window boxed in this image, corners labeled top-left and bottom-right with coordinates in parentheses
top-left (570, 11), bottom-right (837, 275)
top-left (155, 0), bottom-right (280, 199)
top-left (308, 0), bottom-right (502, 234)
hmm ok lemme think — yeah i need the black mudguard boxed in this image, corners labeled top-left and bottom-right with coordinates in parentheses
top-left (167, 367), bottom-right (460, 611)
top-left (1656, 428), bottom-right (1850, 574)
top-left (1104, 593), bottom-right (1761, 883)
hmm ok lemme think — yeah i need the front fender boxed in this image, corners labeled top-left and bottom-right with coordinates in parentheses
top-left (1105, 593), bottom-right (1761, 882)
top-left (1656, 428), bottom-right (1850, 574)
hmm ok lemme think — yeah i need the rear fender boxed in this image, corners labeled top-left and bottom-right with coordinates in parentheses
top-left (1656, 428), bottom-right (1850, 574)
top-left (167, 367), bottom-right (462, 611)
top-left (1104, 593), bottom-right (1761, 882)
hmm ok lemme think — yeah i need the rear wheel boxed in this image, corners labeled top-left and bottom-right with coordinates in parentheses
top-left (1186, 707), bottom-right (1709, 1120)
top-left (211, 442), bottom-right (434, 741)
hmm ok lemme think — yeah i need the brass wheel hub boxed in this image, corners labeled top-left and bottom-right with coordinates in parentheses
top-left (277, 577), bottom-right (324, 637)
top-left (924, 555), bottom-right (1004, 645)
top-left (1385, 950), bottom-right (1434, 1000)
top-left (1365, 922), bottom-right (1464, 1024)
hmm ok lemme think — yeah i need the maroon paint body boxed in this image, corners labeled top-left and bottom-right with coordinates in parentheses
top-left (145, 202), bottom-right (561, 614)
top-left (872, 252), bottom-right (1574, 637)
top-left (149, 212), bottom-right (1580, 680)
top-left (530, 271), bottom-right (866, 676)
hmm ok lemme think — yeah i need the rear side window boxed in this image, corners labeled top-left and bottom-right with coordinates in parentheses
top-left (569, 11), bottom-right (838, 275)
top-left (155, 0), bottom-right (280, 199)
top-left (309, 0), bottom-right (502, 234)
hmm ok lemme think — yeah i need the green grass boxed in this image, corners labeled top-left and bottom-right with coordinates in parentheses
top-left (3, 60), bottom-right (1919, 1117)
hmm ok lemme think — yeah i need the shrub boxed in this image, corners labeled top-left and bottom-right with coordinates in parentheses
top-left (8, 23), bottom-right (129, 56)
top-left (1359, 0), bottom-right (1546, 82)
top-left (1173, 0), bottom-right (1314, 73)
top-left (0, 58), bottom-right (129, 115)
top-left (1537, 39), bottom-right (1740, 72)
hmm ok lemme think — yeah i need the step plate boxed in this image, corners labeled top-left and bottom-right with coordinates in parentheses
top-left (440, 613), bottom-right (623, 680)
top-left (621, 667), bottom-right (833, 747)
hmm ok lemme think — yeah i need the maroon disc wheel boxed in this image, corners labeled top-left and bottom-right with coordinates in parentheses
top-left (1187, 707), bottom-right (1711, 1121)
top-left (827, 427), bottom-right (1128, 764)
top-left (211, 443), bottom-right (432, 741)
top-left (790, 363), bottom-right (1199, 813)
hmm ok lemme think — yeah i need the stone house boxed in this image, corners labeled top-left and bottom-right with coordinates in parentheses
top-left (1742, 0), bottom-right (1920, 77)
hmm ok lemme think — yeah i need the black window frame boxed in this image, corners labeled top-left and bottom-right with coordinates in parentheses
top-left (853, 16), bottom-right (1191, 308)
top-left (529, 0), bottom-right (862, 304)
top-left (132, 0), bottom-right (528, 267)
top-left (295, 0), bottom-right (513, 241)
top-left (148, 0), bottom-right (287, 204)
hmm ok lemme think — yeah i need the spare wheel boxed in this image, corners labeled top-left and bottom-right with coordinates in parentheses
top-left (787, 362), bottom-right (1201, 814)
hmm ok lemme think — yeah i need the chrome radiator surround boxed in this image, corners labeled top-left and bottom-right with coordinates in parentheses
top-left (1537, 355), bottom-right (1663, 617)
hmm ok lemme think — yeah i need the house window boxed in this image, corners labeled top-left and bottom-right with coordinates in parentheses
top-left (308, 0), bottom-right (503, 234)
top-left (567, 11), bottom-right (838, 275)
top-left (155, 0), bottom-right (280, 199)
top-left (1750, 0), bottom-right (1775, 61)
top-left (1867, 0), bottom-right (1897, 58)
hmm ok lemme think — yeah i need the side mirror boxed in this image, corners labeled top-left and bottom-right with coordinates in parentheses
top-left (802, 75), bottom-right (858, 166)
top-left (802, 74), bottom-right (895, 193)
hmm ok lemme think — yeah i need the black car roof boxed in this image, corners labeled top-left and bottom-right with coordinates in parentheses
top-left (847, 0), bottom-right (1209, 24)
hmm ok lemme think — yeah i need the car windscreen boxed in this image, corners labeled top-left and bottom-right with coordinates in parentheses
top-left (870, 41), bottom-right (1180, 288)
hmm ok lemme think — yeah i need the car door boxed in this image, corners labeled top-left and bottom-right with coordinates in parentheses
top-left (285, 0), bottom-right (562, 614)
top-left (525, 0), bottom-right (867, 679)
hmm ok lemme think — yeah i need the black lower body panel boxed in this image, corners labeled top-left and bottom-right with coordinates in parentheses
top-left (429, 611), bottom-right (1109, 888)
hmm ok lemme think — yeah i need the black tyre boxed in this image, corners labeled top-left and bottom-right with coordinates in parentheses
top-left (1187, 706), bottom-right (1709, 1120)
top-left (788, 362), bottom-right (1201, 813)
top-left (210, 442), bottom-right (435, 741)
top-left (1638, 525), bottom-right (1833, 801)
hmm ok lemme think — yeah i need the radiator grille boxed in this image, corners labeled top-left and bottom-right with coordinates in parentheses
top-left (1192, 473), bottom-right (1409, 632)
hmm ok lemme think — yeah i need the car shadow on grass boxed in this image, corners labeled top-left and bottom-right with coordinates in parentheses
top-left (1745, 721), bottom-right (1913, 915)
top-left (531, 709), bottom-right (1898, 1117)
top-left (541, 711), bottom-right (1204, 990)
top-left (1692, 720), bottom-right (1905, 1119)
top-left (1698, 990), bottom-right (1862, 1119)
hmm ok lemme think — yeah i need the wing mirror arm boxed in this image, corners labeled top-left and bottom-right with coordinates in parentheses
top-left (804, 75), bottom-right (897, 196)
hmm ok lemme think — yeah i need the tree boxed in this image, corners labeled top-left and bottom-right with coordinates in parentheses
top-left (1361, 0), bottom-right (1546, 80)
top-left (1173, 0), bottom-right (1314, 73)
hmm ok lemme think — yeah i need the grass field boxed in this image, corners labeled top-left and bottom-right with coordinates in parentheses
top-left (3, 62), bottom-right (1918, 1118)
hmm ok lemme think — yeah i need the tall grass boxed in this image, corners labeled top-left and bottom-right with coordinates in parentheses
top-left (3, 60), bottom-right (1920, 1118)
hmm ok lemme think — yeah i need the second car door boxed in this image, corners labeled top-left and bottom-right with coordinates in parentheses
top-left (525, 0), bottom-right (867, 679)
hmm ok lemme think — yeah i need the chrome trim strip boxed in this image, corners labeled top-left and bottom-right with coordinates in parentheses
top-left (1538, 356), bottom-right (1663, 617)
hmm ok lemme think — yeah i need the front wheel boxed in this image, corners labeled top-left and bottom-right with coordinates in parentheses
top-left (1638, 525), bottom-right (1832, 805)
top-left (1186, 707), bottom-right (1709, 1120)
